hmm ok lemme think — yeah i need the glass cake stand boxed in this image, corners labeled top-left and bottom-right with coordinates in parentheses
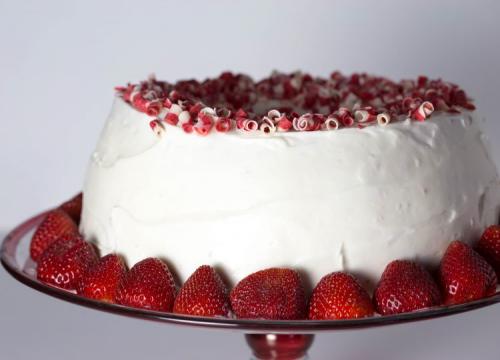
top-left (3, 211), bottom-right (500, 360)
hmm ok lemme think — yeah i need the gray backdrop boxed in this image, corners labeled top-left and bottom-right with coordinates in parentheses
top-left (1, 1), bottom-right (499, 358)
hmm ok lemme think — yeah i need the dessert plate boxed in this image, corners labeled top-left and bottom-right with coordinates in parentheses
top-left (3, 211), bottom-right (500, 359)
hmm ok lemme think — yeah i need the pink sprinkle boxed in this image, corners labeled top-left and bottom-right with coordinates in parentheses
top-left (417, 76), bottom-right (428, 88)
top-left (235, 109), bottom-right (248, 118)
top-left (132, 95), bottom-right (148, 113)
top-left (189, 103), bottom-right (203, 117)
top-left (165, 112), bottom-right (179, 126)
top-left (163, 98), bottom-right (172, 109)
top-left (338, 112), bottom-right (354, 127)
top-left (198, 112), bottom-right (214, 126)
top-left (215, 118), bottom-right (232, 132)
top-left (277, 117), bottom-right (293, 131)
top-left (194, 125), bottom-right (211, 136)
top-left (412, 101), bottom-right (434, 121)
top-left (354, 109), bottom-right (376, 123)
top-left (310, 114), bottom-right (325, 130)
top-left (236, 118), bottom-right (246, 130)
top-left (146, 101), bottom-right (162, 117)
top-left (182, 123), bottom-right (194, 133)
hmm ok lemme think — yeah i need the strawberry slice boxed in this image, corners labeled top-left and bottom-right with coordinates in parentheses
top-left (30, 209), bottom-right (79, 262)
top-left (115, 258), bottom-right (177, 312)
top-left (374, 260), bottom-right (441, 315)
top-left (59, 193), bottom-right (83, 224)
top-left (77, 254), bottom-right (127, 302)
top-left (476, 225), bottom-right (500, 277)
top-left (230, 268), bottom-right (307, 320)
top-left (308, 272), bottom-right (373, 320)
top-left (439, 240), bottom-right (497, 305)
top-left (37, 235), bottom-right (98, 290)
top-left (173, 265), bottom-right (230, 317)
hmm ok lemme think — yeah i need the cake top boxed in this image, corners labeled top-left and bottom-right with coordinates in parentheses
top-left (115, 71), bottom-right (475, 136)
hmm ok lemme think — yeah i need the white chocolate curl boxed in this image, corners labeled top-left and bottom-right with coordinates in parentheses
top-left (200, 107), bottom-right (217, 116)
top-left (128, 85), bottom-right (141, 102)
top-left (178, 111), bottom-right (191, 125)
top-left (377, 113), bottom-right (391, 126)
top-left (420, 101), bottom-right (435, 117)
top-left (149, 120), bottom-right (165, 138)
top-left (157, 108), bottom-right (169, 121)
top-left (267, 109), bottom-right (281, 121)
top-left (260, 117), bottom-right (276, 134)
top-left (293, 115), bottom-right (311, 131)
top-left (354, 110), bottom-right (372, 123)
top-left (217, 108), bottom-right (231, 117)
top-left (169, 104), bottom-right (183, 115)
top-left (412, 101), bottom-right (435, 121)
top-left (324, 116), bottom-right (340, 130)
top-left (243, 119), bottom-right (258, 131)
top-left (142, 89), bottom-right (157, 101)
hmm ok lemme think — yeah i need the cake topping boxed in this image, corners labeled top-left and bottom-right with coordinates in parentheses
top-left (116, 71), bottom-right (475, 136)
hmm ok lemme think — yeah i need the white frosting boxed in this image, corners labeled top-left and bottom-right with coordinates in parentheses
top-left (81, 97), bottom-right (500, 289)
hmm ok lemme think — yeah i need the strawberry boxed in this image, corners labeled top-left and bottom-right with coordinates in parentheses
top-left (30, 209), bottom-right (79, 262)
top-left (308, 272), bottom-right (374, 320)
top-left (173, 265), bottom-right (230, 317)
top-left (439, 240), bottom-right (497, 305)
top-left (230, 268), bottom-right (307, 320)
top-left (59, 192), bottom-right (83, 224)
top-left (374, 260), bottom-right (441, 315)
top-left (37, 235), bottom-right (98, 290)
top-left (476, 225), bottom-right (500, 277)
top-left (77, 254), bottom-right (127, 302)
top-left (115, 258), bottom-right (177, 312)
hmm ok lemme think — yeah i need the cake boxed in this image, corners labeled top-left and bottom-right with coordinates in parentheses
top-left (80, 71), bottom-right (500, 289)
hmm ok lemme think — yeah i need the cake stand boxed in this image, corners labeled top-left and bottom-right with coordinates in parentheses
top-left (3, 211), bottom-right (500, 360)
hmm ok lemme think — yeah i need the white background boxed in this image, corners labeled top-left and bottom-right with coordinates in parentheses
top-left (1, 1), bottom-right (499, 359)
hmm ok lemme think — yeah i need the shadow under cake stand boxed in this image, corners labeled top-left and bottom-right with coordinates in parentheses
top-left (2, 211), bottom-right (500, 360)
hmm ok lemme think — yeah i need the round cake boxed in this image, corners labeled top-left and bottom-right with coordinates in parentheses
top-left (81, 71), bottom-right (500, 289)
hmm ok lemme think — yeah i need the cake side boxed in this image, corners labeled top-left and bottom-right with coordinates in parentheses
top-left (81, 96), bottom-right (500, 288)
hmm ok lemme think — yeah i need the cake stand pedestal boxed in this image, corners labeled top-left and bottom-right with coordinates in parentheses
top-left (3, 211), bottom-right (500, 360)
top-left (246, 334), bottom-right (314, 360)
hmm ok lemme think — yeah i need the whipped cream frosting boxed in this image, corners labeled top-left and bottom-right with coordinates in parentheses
top-left (81, 97), bottom-right (500, 289)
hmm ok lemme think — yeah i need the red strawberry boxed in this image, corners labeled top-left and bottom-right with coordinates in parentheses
top-left (439, 240), bottom-right (497, 305)
top-left (30, 209), bottom-right (79, 262)
top-left (173, 265), bottom-right (230, 317)
top-left (230, 268), bottom-right (307, 320)
top-left (77, 254), bottom-right (127, 302)
top-left (37, 235), bottom-right (98, 290)
top-left (476, 225), bottom-right (500, 277)
top-left (374, 260), bottom-right (441, 315)
top-left (115, 258), bottom-right (177, 312)
top-left (308, 272), bottom-right (374, 320)
top-left (59, 193), bottom-right (83, 224)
